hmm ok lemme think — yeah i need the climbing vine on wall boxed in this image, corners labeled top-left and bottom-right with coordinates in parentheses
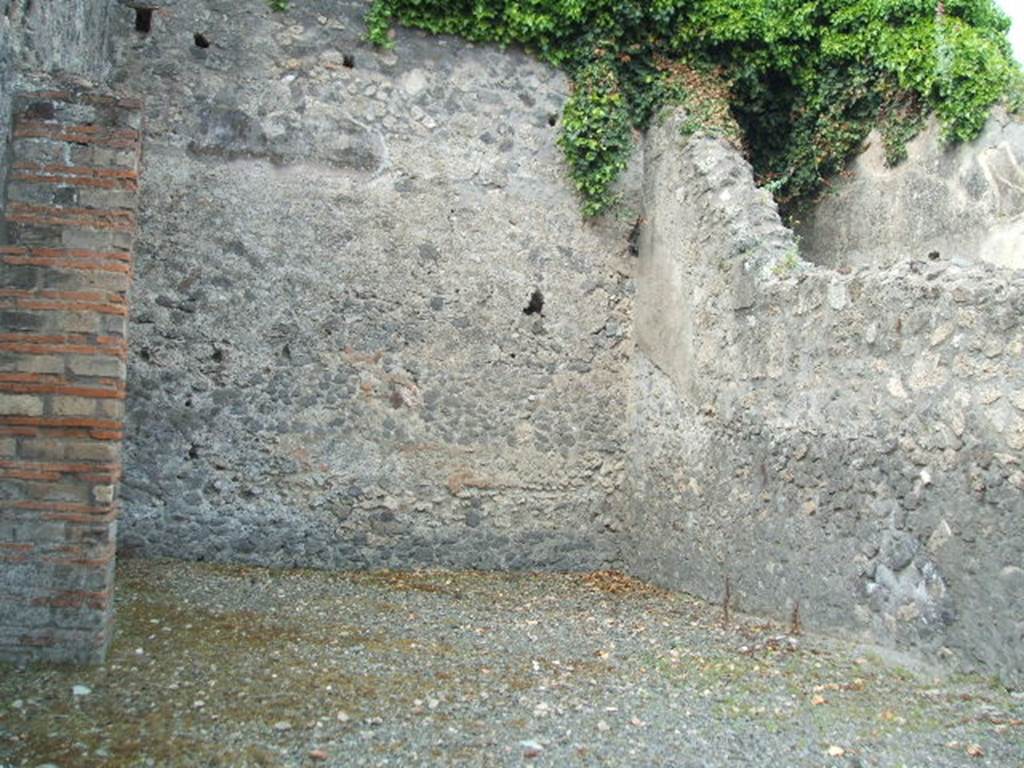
top-left (366, 0), bottom-right (1021, 218)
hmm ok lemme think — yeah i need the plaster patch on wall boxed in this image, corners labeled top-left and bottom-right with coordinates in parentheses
top-left (797, 111), bottom-right (1024, 272)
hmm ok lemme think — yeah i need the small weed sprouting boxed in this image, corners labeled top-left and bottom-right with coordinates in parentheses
top-left (268, 0), bottom-right (288, 12)
top-left (772, 248), bottom-right (802, 278)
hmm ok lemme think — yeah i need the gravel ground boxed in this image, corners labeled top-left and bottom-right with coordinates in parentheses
top-left (1, 557), bottom-right (1022, 767)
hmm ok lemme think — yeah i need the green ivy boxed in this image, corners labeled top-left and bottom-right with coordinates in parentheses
top-left (366, 0), bottom-right (1020, 218)
top-left (558, 59), bottom-right (635, 216)
top-left (268, 0), bottom-right (289, 12)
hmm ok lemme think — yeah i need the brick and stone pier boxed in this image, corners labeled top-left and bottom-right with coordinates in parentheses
top-left (0, 86), bottom-right (142, 663)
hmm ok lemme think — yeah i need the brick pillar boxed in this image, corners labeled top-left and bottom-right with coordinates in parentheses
top-left (0, 86), bottom-right (142, 663)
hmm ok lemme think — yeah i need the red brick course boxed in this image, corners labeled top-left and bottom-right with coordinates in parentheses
top-left (5, 202), bottom-right (136, 232)
top-left (12, 162), bottom-right (139, 191)
top-left (13, 122), bottom-right (141, 150)
top-left (0, 331), bottom-right (129, 352)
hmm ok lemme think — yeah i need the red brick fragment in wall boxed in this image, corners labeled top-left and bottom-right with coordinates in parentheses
top-left (0, 85), bottom-right (142, 664)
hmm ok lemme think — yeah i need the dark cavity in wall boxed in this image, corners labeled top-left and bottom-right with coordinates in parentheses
top-left (135, 9), bottom-right (153, 33)
top-left (523, 289), bottom-right (544, 316)
top-left (194, 32), bottom-right (211, 48)
top-left (343, 54), bottom-right (355, 69)
top-left (389, 387), bottom-right (404, 409)
top-left (628, 216), bottom-right (643, 257)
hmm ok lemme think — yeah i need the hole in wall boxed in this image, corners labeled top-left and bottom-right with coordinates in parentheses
top-left (188, 444), bottom-right (200, 460)
top-left (194, 32), bottom-right (211, 48)
top-left (389, 388), bottom-right (404, 409)
top-left (211, 347), bottom-right (224, 363)
top-left (135, 8), bottom-right (153, 33)
top-left (342, 54), bottom-right (355, 68)
top-left (24, 101), bottom-right (55, 120)
top-left (523, 289), bottom-right (544, 316)
top-left (547, 114), bottom-right (558, 127)
top-left (628, 215), bottom-right (643, 257)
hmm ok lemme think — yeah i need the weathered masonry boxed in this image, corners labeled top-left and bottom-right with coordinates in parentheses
top-left (0, 0), bottom-right (1021, 687)
top-left (0, 87), bottom-right (142, 662)
top-left (629, 114), bottom-right (1024, 686)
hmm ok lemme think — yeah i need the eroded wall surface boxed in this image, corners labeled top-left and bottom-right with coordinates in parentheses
top-left (0, 0), bottom-right (119, 203)
top-left (796, 111), bottom-right (1024, 272)
top-left (629, 113), bottom-right (1024, 685)
top-left (112, 0), bottom-right (635, 570)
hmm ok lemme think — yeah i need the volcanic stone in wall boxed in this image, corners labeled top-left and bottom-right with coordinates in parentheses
top-left (629, 112), bottom-right (1024, 687)
top-left (112, 0), bottom-right (637, 572)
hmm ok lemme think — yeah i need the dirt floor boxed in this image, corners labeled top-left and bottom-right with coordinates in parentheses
top-left (1, 557), bottom-right (1022, 767)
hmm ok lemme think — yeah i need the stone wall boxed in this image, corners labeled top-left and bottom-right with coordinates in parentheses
top-left (628, 112), bottom-right (1024, 685)
top-left (111, 0), bottom-right (636, 571)
top-left (0, 0), bottom-right (120, 208)
top-left (796, 110), bottom-right (1024, 272)
top-left (0, 86), bottom-right (142, 663)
